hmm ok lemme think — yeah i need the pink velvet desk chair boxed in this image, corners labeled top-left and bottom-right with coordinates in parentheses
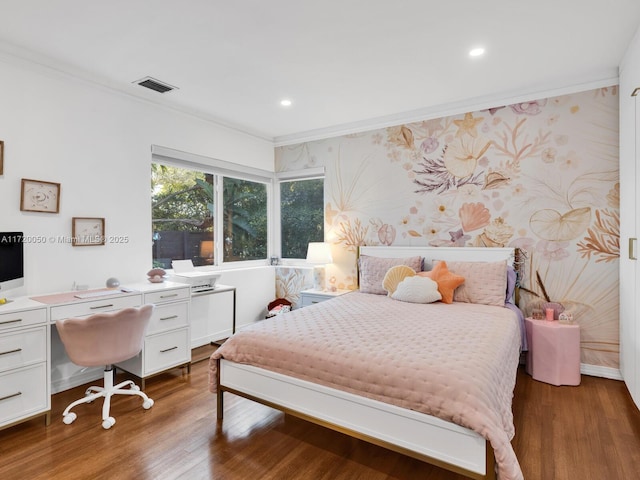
top-left (56, 304), bottom-right (155, 429)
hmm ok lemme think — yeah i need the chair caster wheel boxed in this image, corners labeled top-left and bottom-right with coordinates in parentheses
top-left (63, 413), bottom-right (77, 425)
top-left (142, 399), bottom-right (154, 409)
top-left (131, 385), bottom-right (140, 391)
top-left (102, 417), bottom-right (116, 429)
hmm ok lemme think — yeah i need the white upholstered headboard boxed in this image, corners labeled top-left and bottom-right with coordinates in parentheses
top-left (358, 246), bottom-right (515, 271)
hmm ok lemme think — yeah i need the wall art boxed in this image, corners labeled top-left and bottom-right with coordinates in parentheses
top-left (20, 178), bottom-right (60, 213)
top-left (72, 217), bottom-right (105, 246)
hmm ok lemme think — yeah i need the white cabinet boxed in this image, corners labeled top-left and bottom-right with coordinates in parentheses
top-left (116, 284), bottom-right (191, 388)
top-left (620, 24), bottom-right (640, 410)
top-left (300, 289), bottom-right (350, 307)
top-left (0, 300), bottom-right (49, 430)
top-left (190, 285), bottom-right (236, 346)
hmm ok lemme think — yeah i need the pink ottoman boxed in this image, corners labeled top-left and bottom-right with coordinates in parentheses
top-left (525, 317), bottom-right (581, 386)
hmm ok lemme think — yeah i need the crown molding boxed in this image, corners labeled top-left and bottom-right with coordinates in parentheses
top-left (273, 73), bottom-right (619, 147)
top-left (0, 40), bottom-right (274, 144)
top-left (0, 39), bottom-right (619, 149)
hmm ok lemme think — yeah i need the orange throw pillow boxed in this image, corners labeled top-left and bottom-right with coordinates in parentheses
top-left (418, 261), bottom-right (465, 304)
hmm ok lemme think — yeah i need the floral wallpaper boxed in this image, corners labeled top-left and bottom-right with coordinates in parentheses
top-left (275, 266), bottom-right (313, 309)
top-left (275, 87), bottom-right (620, 369)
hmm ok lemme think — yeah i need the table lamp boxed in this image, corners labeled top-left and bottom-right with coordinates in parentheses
top-left (306, 242), bottom-right (333, 291)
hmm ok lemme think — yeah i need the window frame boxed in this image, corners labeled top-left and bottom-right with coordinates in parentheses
top-left (152, 146), bottom-right (274, 270)
top-left (273, 167), bottom-right (325, 266)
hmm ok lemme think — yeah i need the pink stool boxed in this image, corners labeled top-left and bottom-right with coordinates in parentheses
top-left (525, 317), bottom-right (581, 386)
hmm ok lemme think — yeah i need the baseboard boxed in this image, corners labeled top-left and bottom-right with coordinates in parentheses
top-left (51, 368), bottom-right (103, 395)
top-left (580, 363), bottom-right (623, 380)
top-left (191, 331), bottom-right (231, 349)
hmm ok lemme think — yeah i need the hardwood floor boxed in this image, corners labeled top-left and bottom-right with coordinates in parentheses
top-left (2, 348), bottom-right (640, 480)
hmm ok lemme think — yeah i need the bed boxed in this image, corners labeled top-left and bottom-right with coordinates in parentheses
top-left (209, 246), bottom-right (524, 480)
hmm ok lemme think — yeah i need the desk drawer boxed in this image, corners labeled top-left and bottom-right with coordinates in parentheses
top-left (50, 294), bottom-right (142, 321)
top-left (0, 308), bottom-right (47, 332)
top-left (0, 363), bottom-right (48, 425)
top-left (0, 326), bottom-right (47, 373)
top-left (147, 302), bottom-right (189, 335)
top-left (144, 288), bottom-right (190, 305)
top-left (144, 328), bottom-right (189, 375)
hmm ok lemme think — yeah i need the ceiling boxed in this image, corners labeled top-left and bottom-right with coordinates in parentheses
top-left (1, 1), bottom-right (639, 144)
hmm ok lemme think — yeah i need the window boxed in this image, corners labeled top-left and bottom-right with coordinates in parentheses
top-left (222, 177), bottom-right (268, 262)
top-left (280, 178), bottom-right (324, 259)
top-left (151, 164), bottom-right (214, 269)
top-left (151, 145), bottom-right (323, 269)
top-left (151, 151), bottom-right (272, 268)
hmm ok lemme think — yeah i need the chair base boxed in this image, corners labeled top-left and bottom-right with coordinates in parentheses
top-left (62, 367), bottom-right (153, 429)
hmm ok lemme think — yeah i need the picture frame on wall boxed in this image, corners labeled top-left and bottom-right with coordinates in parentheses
top-left (0, 140), bottom-right (4, 175)
top-left (20, 178), bottom-right (61, 213)
top-left (72, 217), bottom-right (105, 246)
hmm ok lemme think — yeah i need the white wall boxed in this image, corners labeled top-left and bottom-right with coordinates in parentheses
top-left (0, 54), bottom-right (274, 298)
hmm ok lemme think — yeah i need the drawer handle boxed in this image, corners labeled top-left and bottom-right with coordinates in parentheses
top-left (90, 304), bottom-right (114, 310)
top-left (160, 293), bottom-right (179, 299)
top-left (0, 348), bottom-right (22, 356)
top-left (160, 315), bottom-right (179, 321)
top-left (160, 346), bottom-right (178, 353)
top-left (0, 392), bottom-right (22, 402)
top-left (0, 318), bottom-right (22, 325)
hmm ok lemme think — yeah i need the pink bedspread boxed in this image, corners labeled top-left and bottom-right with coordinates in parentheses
top-left (209, 292), bottom-right (523, 480)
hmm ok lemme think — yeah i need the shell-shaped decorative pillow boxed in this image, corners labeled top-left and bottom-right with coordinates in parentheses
top-left (392, 276), bottom-right (442, 304)
top-left (382, 265), bottom-right (416, 296)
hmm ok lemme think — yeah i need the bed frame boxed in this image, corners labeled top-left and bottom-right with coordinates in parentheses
top-left (216, 246), bottom-right (516, 480)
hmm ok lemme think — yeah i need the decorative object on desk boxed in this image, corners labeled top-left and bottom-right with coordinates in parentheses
top-left (20, 178), bottom-right (61, 213)
top-left (306, 242), bottom-right (333, 291)
top-left (542, 301), bottom-right (565, 320)
top-left (545, 307), bottom-right (555, 321)
top-left (147, 268), bottom-right (166, 283)
top-left (72, 217), bottom-right (105, 246)
top-left (558, 312), bottom-right (574, 324)
top-left (0, 140), bottom-right (4, 175)
top-left (105, 277), bottom-right (120, 288)
top-left (531, 307), bottom-right (544, 320)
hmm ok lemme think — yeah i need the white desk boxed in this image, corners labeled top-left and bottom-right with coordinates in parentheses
top-left (0, 281), bottom-right (192, 431)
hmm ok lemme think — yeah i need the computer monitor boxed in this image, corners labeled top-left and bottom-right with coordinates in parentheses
top-left (0, 232), bottom-right (24, 295)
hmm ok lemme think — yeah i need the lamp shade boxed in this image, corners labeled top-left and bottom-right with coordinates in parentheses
top-left (306, 242), bottom-right (333, 264)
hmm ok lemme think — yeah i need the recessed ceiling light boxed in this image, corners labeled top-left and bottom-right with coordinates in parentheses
top-left (280, 99), bottom-right (292, 107)
top-left (469, 47), bottom-right (485, 57)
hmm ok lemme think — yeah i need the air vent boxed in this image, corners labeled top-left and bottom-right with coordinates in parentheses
top-left (133, 77), bottom-right (177, 94)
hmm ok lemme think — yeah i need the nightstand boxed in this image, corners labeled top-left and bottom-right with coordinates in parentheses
top-left (525, 317), bottom-right (581, 386)
top-left (299, 289), bottom-right (350, 307)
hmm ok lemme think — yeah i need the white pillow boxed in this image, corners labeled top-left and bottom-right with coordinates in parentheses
top-left (391, 276), bottom-right (442, 304)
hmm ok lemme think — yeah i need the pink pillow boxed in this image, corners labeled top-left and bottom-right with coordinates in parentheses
top-left (446, 260), bottom-right (508, 306)
top-left (358, 255), bottom-right (422, 295)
